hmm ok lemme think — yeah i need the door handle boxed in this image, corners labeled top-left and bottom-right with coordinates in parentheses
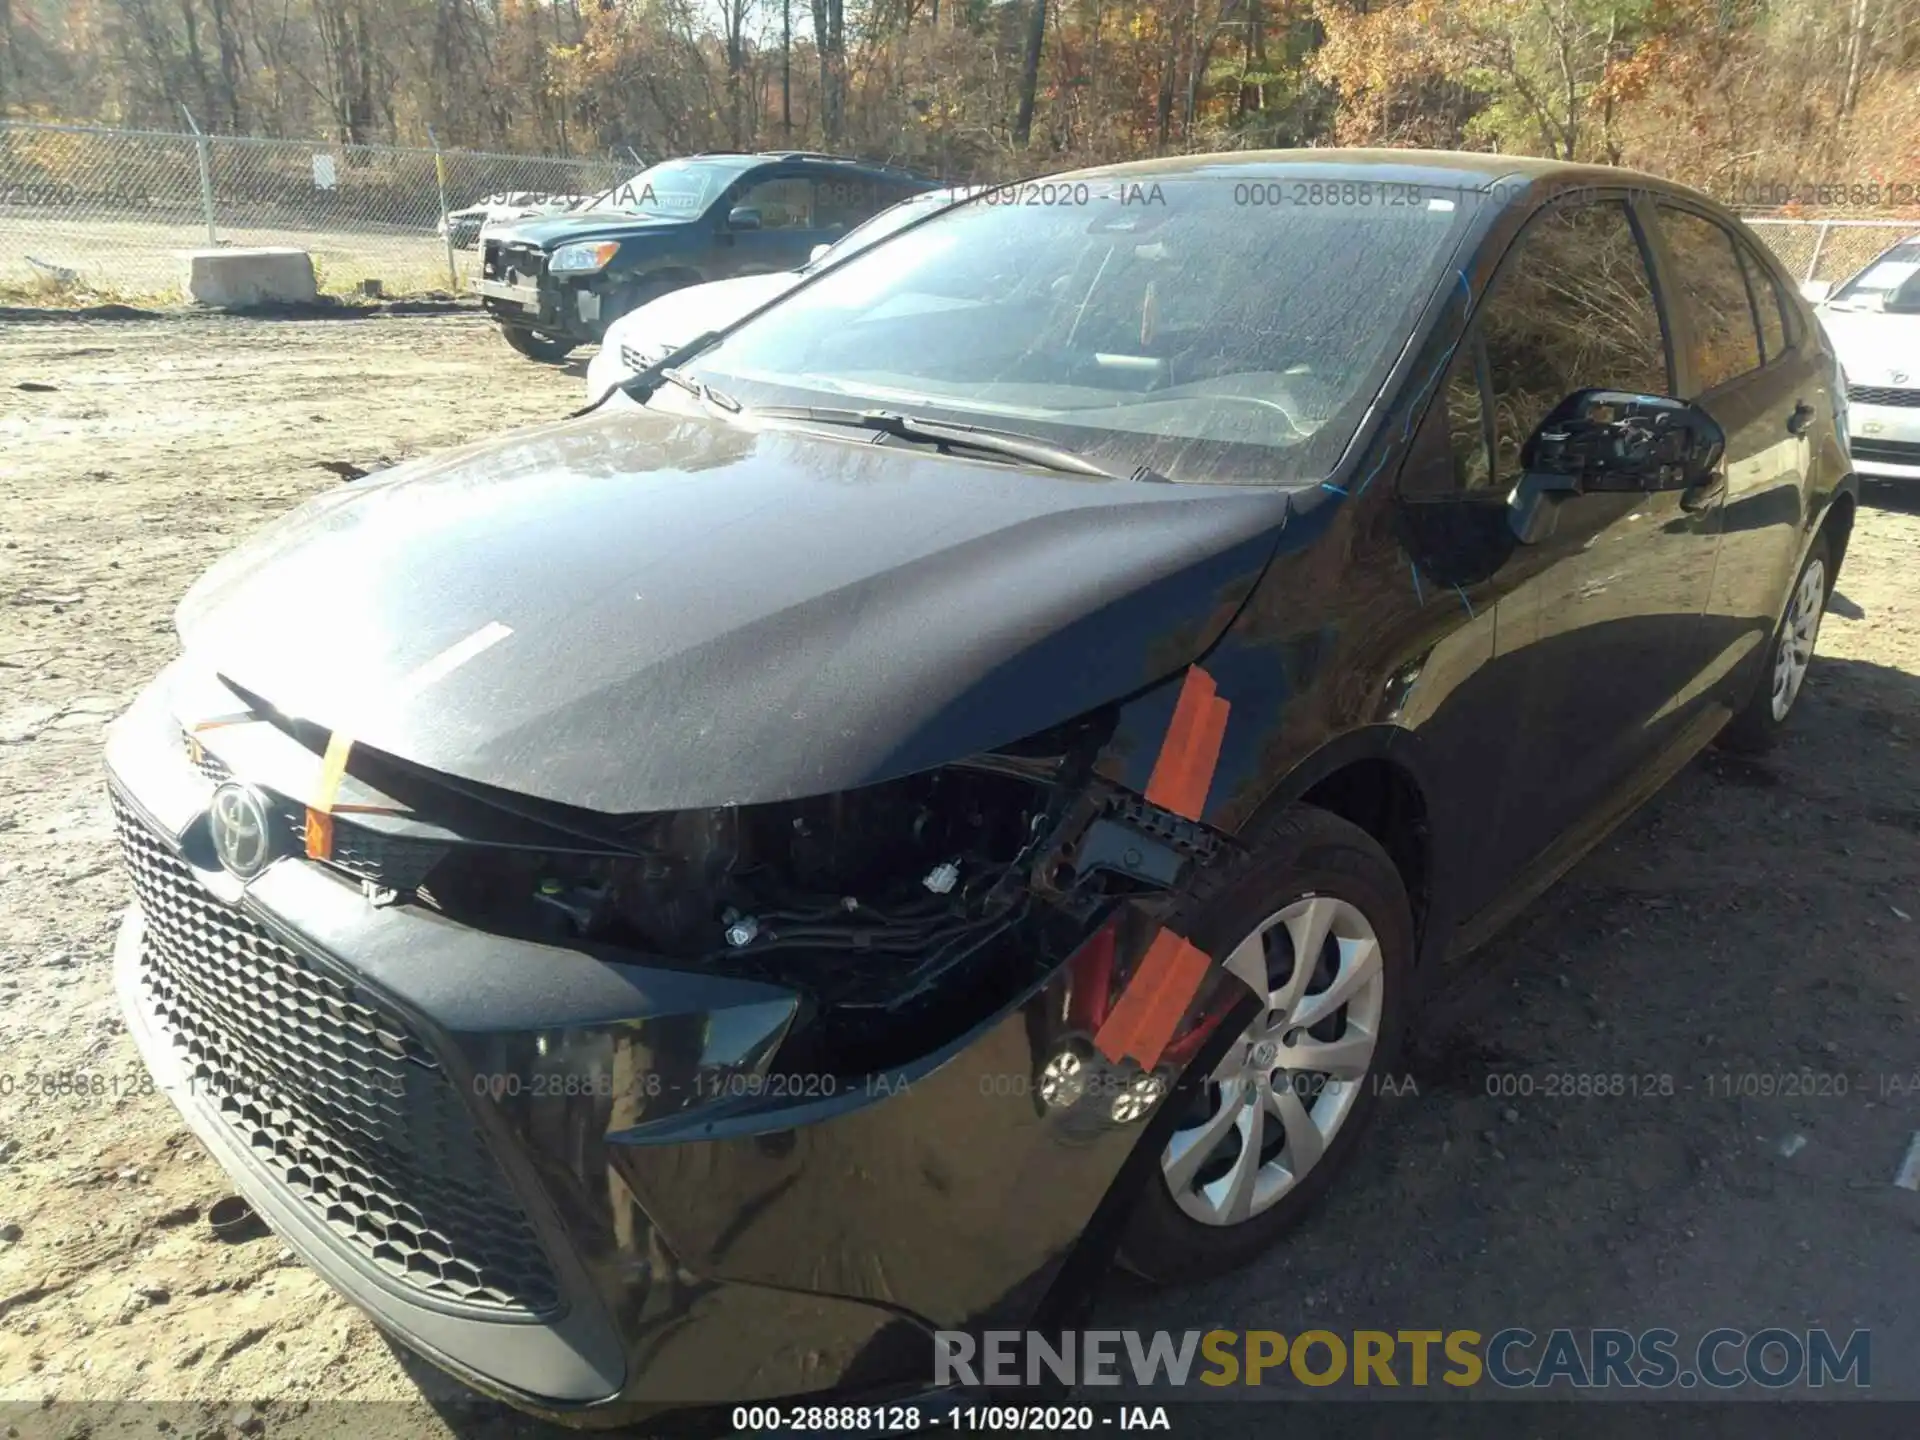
top-left (1787, 401), bottom-right (1815, 435)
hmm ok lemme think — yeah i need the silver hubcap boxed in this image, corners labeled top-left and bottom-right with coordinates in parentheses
top-left (1771, 557), bottom-right (1825, 722)
top-left (1160, 894), bottom-right (1384, 1226)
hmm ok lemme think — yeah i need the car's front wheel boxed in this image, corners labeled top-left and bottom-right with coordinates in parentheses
top-left (1717, 530), bottom-right (1833, 754)
top-left (1118, 806), bottom-right (1413, 1282)
top-left (499, 325), bottom-right (578, 363)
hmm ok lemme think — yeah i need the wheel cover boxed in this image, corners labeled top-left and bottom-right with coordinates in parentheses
top-left (1770, 556), bottom-right (1825, 722)
top-left (1160, 894), bottom-right (1385, 1226)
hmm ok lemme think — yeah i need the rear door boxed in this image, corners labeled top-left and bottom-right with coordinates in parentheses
top-left (1643, 202), bottom-right (1818, 709)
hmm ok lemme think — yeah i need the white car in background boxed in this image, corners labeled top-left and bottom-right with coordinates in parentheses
top-left (439, 190), bottom-right (596, 249)
top-left (1805, 235), bottom-right (1920, 480)
top-left (584, 187), bottom-right (965, 407)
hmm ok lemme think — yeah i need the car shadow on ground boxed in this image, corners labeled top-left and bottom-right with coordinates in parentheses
top-left (383, 1337), bottom-right (583, 1437)
top-left (1861, 478), bottom-right (1920, 517)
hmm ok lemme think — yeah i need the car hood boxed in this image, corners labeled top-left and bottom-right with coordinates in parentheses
top-left (603, 272), bottom-right (803, 358)
top-left (174, 410), bottom-right (1297, 814)
top-left (487, 211), bottom-right (694, 249)
top-left (1816, 307), bottom-right (1920, 383)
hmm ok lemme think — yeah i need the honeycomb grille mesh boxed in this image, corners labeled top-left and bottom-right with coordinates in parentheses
top-left (1847, 384), bottom-right (1920, 408)
top-left (181, 730), bottom-right (233, 784)
top-left (112, 790), bottom-right (560, 1314)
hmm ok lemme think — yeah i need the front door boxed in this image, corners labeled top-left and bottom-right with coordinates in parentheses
top-left (1465, 198), bottom-right (1726, 889)
top-left (715, 172), bottom-right (839, 278)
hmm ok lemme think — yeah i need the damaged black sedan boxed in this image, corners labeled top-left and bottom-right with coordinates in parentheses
top-left (106, 150), bottom-right (1854, 1425)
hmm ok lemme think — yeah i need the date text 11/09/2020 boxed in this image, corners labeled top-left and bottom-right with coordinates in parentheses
top-left (731, 1405), bottom-right (1167, 1433)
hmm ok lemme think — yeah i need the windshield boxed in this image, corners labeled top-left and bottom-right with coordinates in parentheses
top-left (808, 193), bottom-right (952, 270)
top-left (686, 174), bottom-right (1477, 484)
top-left (1831, 241), bottom-right (1920, 311)
top-left (584, 160), bottom-right (734, 218)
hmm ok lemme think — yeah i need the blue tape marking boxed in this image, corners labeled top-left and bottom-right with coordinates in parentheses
top-left (1350, 269), bottom-right (1474, 500)
top-left (1454, 584), bottom-right (1475, 619)
top-left (1321, 481), bottom-right (1346, 496)
top-left (1409, 559), bottom-right (1425, 605)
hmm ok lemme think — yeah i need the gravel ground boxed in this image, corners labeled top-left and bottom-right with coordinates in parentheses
top-left (1, 313), bottom-right (1915, 1437)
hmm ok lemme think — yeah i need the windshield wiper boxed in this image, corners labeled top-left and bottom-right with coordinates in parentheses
top-left (569, 329), bottom-right (726, 418)
top-left (659, 366), bottom-right (742, 413)
top-left (744, 406), bottom-right (1171, 482)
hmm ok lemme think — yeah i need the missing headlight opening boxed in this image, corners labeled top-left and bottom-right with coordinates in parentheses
top-left (419, 766), bottom-right (1047, 964)
top-left (314, 708), bottom-right (1223, 1078)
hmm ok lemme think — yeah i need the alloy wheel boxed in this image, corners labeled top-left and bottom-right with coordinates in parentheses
top-left (1770, 556), bottom-right (1826, 722)
top-left (1160, 894), bottom-right (1385, 1226)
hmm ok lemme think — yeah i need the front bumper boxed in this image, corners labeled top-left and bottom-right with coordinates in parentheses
top-left (473, 246), bottom-right (619, 342)
top-left (105, 672), bottom-right (1202, 1425)
top-left (1847, 399), bottom-right (1920, 479)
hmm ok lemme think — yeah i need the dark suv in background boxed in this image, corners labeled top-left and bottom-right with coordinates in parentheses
top-left (474, 150), bottom-right (934, 361)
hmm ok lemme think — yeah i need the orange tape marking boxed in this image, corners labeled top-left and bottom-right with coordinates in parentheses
top-left (314, 731), bottom-right (354, 813)
top-left (304, 808), bottom-right (335, 861)
top-left (190, 712), bottom-right (256, 732)
top-left (1094, 928), bottom-right (1213, 1069)
top-left (1143, 666), bottom-right (1231, 821)
top-left (302, 730), bottom-right (356, 861)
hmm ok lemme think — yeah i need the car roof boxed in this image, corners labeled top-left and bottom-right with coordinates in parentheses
top-left (1051, 147), bottom-right (1702, 206)
top-left (681, 150), bottom-right (928, 181)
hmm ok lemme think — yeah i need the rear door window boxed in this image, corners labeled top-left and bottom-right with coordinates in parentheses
top-left (1737, 242), bottom-right (1790, 362)
top-left (1656, 205), bottom-right (1765, 393)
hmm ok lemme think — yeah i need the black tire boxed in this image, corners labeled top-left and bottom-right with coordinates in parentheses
top-left (1717, 530), bottom-right (1833, 755)
top-left (499, 325), bottom-right (578, 363)
top-left (1116, 805), bottom-right (1415, 1283)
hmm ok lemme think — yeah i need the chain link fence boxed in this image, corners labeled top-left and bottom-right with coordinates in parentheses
top-left (0, 119), bottom-right (639, 300)
top-left (1741, 215), bottom-right (1918, 288)
top-left (2, 118), bottom-right (1914, 305)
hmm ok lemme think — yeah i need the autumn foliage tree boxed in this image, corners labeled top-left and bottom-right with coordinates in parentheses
top-left (0, 0), bottom-right (1911, 203)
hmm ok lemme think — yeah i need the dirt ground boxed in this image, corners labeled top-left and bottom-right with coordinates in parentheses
top-left (1, 313), bottom-right (1916, 1437)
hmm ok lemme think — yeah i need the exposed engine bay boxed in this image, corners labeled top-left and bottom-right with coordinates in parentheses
top-left (411, 764), bottom-right (1077, 1073)
top-left (418, 766), bottom-right (1048, 962)
top-left (190, 687), bottom-right (1223, 1075)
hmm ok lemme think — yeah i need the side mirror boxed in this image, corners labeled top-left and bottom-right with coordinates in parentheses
top-left (1799, 279), bottom-right (1833, 303)
top-left (1508, 389), bottom-right (1725, 544)
top-left (808, 242), bottom-right (832, 265)
top-left (727, 206), bottom-right (763, 231)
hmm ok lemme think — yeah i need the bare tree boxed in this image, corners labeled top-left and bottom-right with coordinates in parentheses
top-left (722, 0), bottom-right (755, 147)
top-left (1013, 0), bottom-right (1047, 144)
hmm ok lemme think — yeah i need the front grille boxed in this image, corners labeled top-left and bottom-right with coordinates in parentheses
top-left (112, 790), bottom-right (560, 1314)
top-left (619, 344), bottom-right (659, 375)
top-left (1847, 385), bottom-right (1920, 408)
top-left (483, 241), bottom-right (544, 286)
top-left (182, 730), bottom-right (233, 785)
top-left (325, 826), bottom-right (450, 892)
top-left (1849, 437), bottom-right (1920, 465)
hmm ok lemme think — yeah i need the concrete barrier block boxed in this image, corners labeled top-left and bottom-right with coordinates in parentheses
top-left (178, 248), bottom-right (318, 308)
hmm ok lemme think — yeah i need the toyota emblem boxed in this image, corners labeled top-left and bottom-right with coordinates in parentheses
top-left (208, 782), bottom-right (276, 880)
top-left (1893, 371), bottom-right (1910, 385)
